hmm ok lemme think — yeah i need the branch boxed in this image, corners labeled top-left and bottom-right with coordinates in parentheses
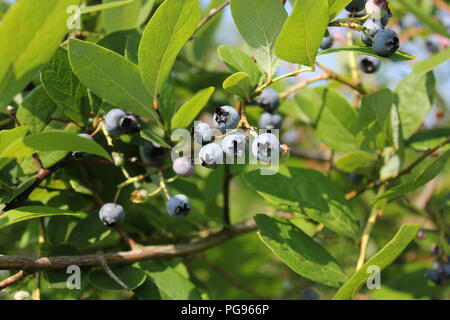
top-left (0, 217), bottom-right (263, 271)
top-left (345, 138), bottom-right (450, 200)
top-left (316, 62), bottom-right (368, 95)
top-left (279, 74), bottom-right (331, 98)
top-left (190, 1), bottom-right (229, 40)
top-left (0, 271), bottom-right (27, 290)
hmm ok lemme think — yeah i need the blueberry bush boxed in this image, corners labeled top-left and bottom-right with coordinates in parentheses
top-left (0, 0), bottom-right (449, 300)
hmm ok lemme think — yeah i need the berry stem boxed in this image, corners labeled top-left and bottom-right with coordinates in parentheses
top-left (158, 171), bottom-right (171, 200)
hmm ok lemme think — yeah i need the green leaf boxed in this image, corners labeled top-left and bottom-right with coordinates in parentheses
top-left (275, 0), bottom-right (329, 67)
top-left (0, 126), bottom-right (29, 150)
top-left (101, 0), bottom-right (154, 34)
top-left (0, 206), bottom-right (82, 230)
top-left (140, 124), bottom-right (172, 149)
top-left (97, 29), bottom-right (142, 56)
top-left (407, 128), bottom-right (450, 151)
top-left (171, 87), bottom-right (215, 129)
top-left (356, 88), bottom-right (393, 151)
top-left (81, 0), bottom-right (134, 14)
top-left (138, 260), bottom-right (204, 300)
top-left (89, 265), bottom-right (146, 291)
top-left (230, 0), bottom-right (287, 76)
top-left (255, 214), bottom-right (348, 288)
top-left (242, 167), bottom-right (359, 238)
top-left (0, 131), bottom-right (111, 169)
top-left (333, 224), bottom-right (420, 300)
top-left (318, 46), bottom-right (416, 61)
top-left (394, 72), bottom-right (435, 139)
top-left (373, 150), bottom-right (450, 206)
top-left (16, 86), bottom-right (59, 134)
top-left (68, 39), bottom-right (157, 121)
top-left (336, 151), bottom-right (377, 175)
top-left (328, 0), bottom-right (351, 20)
top-left (41, 47), bottom-right (86, 125)
top-left (217, 45), bottom-right (261, 87)
top-left (0, 0), bottom-right (82, 107)
top-left (222, 72), bottom-right (253, 101)
top-left (413, 47), bottom-right (450, 75)
top-left (138, 0), bottom-right (200, 98)
top-left (0, 176), bottom-right (36, 209)
top-left (296, 87), bottom-right (359, 152)
top-left (396, 0), bottom-right (450, 37)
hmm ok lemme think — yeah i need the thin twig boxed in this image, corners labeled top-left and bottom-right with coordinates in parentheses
top-left (316, 62), bottom-right (368, 94)
top-left (190, 1), bottom-right (229, 40)
top-left (279, 74), bottom-right (331, 98)
top-left (345, 138), bottom-right (450, 200)
top-left (99, 257), bottom-right (130, 291)
top-left (0, 271), bottom-right (27, 290)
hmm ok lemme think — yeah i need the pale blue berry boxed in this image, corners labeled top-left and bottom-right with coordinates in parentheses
top-left (167, 194), bottom-right (191, 218)
top-left (213, 106), bottom-right (240, 133)
top-left (372, 29), bottom-right (399, 57)
top-left (199, 143), bottom-right (224, 169)
top-left (172, 156), bottom-right (195, 177)
top-left (222, 132), bottom-right (247, 158)
top-left (252, 133), bottom-right (280, 163)
top-left (99, 203), bottom-right (125, 227)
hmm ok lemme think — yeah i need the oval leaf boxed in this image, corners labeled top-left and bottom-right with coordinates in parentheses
top-left (68, 39), bottom-right (157, 121)
top-left (138, 0), bottom-right (200, 98)
top-left (0, 206), bottom-right (82, 230)
top-left (171, 87), bottom-right (215, 129)
top-left (255, 214), bottom-right (348, 288)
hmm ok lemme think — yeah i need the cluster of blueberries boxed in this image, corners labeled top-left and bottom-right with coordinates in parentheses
top-left (94, 88), bottom-right (282, 226)
top-left (417, 230), bottom-right (450, 286)
top-left (320, 0), bottom-right (400, 74)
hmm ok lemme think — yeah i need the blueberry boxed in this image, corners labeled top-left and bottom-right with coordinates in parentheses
top-left (143, 141), bottom-right (166, 163)
top-left (365, 0), bottom-right (388, 20)
top-left (222, 132), bottom-right (247, 159)
top-left (426, 35), bottom-right (441, 53)
top-left (358, 55), bottom-right (381, 73)
top-left (346, 173), bottom-right (363, 184)
top-left (300, 288), bottom-right (320, 300)
top-left (104, 108), bottom-right (141, 136)
top-left (257, 88), bottom-right (280, 113)
top-left (320, 30), bottom-right (333, 50)
top-left (416, 229), bottom-right (426, 240)
top-left (199, 143), bottom-right (224, 168)
top-left (281, 130), bottom-right (300, 145)
top-left (400, 13), bottom-right (420, 29)
top-left (193, 122), bottom-right (213, 145)
top-left (99, 203), bottom-right (125, 227)
top-left (213, 106), bottom-right (240, 133)
top-left (361, 18), bottom-right (383, 46)
top-left (252, 133), bottom-right (280, 163)
top-left (258, 112), bottom-right (282, 130)
top-left (425, 269), bottom-right (446, 285)
top-left (72, 133), bottom-right (94, 158)
top-left (167, 194), bottom-right (191, 218)
top-left (104, 108), bottom-right (127, 136)
top-left (372, 29), bottom-right (399, 57)
top-left (172, 156), bottom-right (195, 177)
top-left (345, 0), bottom-right (366, 12)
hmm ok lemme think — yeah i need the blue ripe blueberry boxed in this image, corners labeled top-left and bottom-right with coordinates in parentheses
top-left (300, 288), bottom-right (320, 300)
top-left (257, 88), bottom-right (280, 113)
top-left (222, 132), bottom-right (247, 159)
top-left (172, 156), bottom-right (195, 177)
top-left (199, 143), bottom-right (224, 168)
top-left (346, 173), bottom-right (363, 184)
top-left (358, 55), bottom-right (381, 73)
top-left (99, 203), bottom-right (125, 227)
top-left (167, 194), bottom-right (191, 218)
top-left (258, 112), bottom-right (282, 130)
top-left (104, 108), bottom-right (141, 136)
top-left (372, 29), bottom-right (400, 57)
top-left (193, 122), bottom-right (213, 145)
top-left (72, 133), bottom-right (94, 158)
top-left (425, 269), bottom-right (446, 285)
top-left (213, 106), bottom-right (240, 133)
top-left (252, 133), bottom-right (280, 163)
top-left (143, 141), bottom-right (166, 163)
top-left (320, 30), bottom-right (333, 50)
top-left (361, 18), bottom-right (383, 46)
top-left (365, 0), bottom-right (388, 20)
top-left (426, 35), bottom-right (441, 53)
top-left (345, 0), bottom-right (366, 12)
top-left (400, 13), bottom-right (420, 29)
